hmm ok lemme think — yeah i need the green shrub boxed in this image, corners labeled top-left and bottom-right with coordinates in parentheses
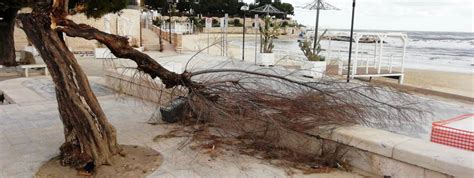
top-left (152, 19), bottom-right (163, 27)
top-left (233, 19), bottom-right (242, 27)
top-left (299, 30), bottom-right (328, 62)
top-left (260, 16), bottom-right (281, 53)
top-left (212, 19), bottom-right (220, 27)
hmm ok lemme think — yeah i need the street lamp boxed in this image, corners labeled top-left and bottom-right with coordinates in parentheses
top-left (347, 0), bottom-right (356, 83)
top-left (167, 0), bottom-right (176, 44)
top-left (241, 5), bottom-right (249, 61)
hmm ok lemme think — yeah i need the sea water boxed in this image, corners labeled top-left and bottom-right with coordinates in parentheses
top-left (232, 30), bottom-right (474, 74)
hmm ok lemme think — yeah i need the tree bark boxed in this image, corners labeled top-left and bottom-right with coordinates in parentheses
top-left (18, 12), bottom-right (119, 169)
top-left (0, 8), bottom-right (19, 66)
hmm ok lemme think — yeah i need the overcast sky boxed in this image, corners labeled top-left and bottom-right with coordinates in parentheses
top-left (244, 0), bottom-right (473, 32)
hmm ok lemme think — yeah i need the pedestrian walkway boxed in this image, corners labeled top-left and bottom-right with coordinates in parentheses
top-left (142, 28), bottom-right (161, 51)
top-left (0, 76), bottom-right (362, 177)
top-left (141, 27), bottom-right (177, 55)
top-left (160, 40), bottom-right (177, 54)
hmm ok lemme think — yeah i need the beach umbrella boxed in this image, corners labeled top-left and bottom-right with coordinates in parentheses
top-left (250, 4), bottom-right (285, 15)
top-left (298, 0), bottom-right (340, 54)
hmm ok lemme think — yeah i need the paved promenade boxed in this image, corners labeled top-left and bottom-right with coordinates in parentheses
top-left (0, 76), bottom-right (361, 178)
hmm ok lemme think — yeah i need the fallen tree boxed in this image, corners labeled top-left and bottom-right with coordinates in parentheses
top-left (55, 3), bottom-right (423, 170)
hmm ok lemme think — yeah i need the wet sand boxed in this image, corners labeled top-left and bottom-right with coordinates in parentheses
top-left (402, 69), bottom-right (473, 98)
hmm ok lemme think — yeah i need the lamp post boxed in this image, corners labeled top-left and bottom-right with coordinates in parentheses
top-left (167, 0), bottom-right (175, 44)
top-left (347, 0), bottom-right (356, 83)
top-left (241, 5), bottom-right (249, 61)
top-left (313, 0), bottom-right (321, 55)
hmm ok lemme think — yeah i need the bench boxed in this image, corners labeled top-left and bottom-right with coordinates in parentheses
top-left (19, 64), bottom-right (49, 78)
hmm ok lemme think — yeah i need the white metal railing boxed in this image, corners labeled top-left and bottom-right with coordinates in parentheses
top-left (161, 21), bottom-right (194, 34)
top-left (317, 32), bottom-right (407, 77)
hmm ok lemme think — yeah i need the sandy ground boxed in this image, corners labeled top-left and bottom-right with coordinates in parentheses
top-left (35, 145), bottom-right (163, 177)
top-left (181, 34), bottom-right (474, 99)
top-left (402, 69), bottom-right (474, 98)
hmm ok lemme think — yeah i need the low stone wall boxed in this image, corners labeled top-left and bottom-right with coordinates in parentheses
top-left (315, 125), bottom-right (472, 177)
top-left (203, 27), bottom-right (301, 35)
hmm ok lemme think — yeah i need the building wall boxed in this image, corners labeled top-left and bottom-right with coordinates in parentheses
top-left (14, 9), bottom-right (142, 52)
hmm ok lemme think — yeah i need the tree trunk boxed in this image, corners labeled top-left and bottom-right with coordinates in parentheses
top-left (0, 8), bottom-right (19, 66)
top-left (18, 12), bottom-right (119, 169)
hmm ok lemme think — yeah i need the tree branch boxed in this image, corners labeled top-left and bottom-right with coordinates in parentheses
top-left (56, 19), bottom-right (194, 88)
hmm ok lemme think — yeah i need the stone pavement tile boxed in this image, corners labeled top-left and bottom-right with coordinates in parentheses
top-left (0, 123), bottom-right (19, 133)
top-left (1, 161), bottom-right (31, 177)
top-left (0, 105), bottom-right (21, 114)
top-left (2, 128), bottom-right (27, 138)
top-left (0, 161), bottom-right (17, 175)
top-left (27, 127), bottom-right (60, 140)
top-left (36, 110), bottom-right (60, 119)
top-left (36, 137), bottom-right (62, 150)
top-left (31, 119), bottom-right (60, 129)
top-left (150, 172), bottom-right (176, 178)
top-left (2, 88), bottom-right (47, 104)
top-left (41, 103), bottom-right (59, 110)
top-left (5, 111), bottom-right (37, 121)
top-left (1, 124), bottom-right (29, 134)
top-left (45, 132), bottom-right (63, 141)
top-left (153, 138), bottom-right (193, 153)
top-left (20, 151), bottom-right (56, 164)
top-left (0, 134), bottom-right (8, 145)
top-left (25, 110), bottom-right (59, 121)
top-left (0, 111), bottom-right (11, 120)
top-left (12, 142), bottom-right (44, 155)
top-left (17, 104), bottom-right (49, 112)
top-left (0, 115), bottom-right (17, 125)
top-left (1, 104), bottom-right (22, 111)
top-left (5, 134), bottom-right (31, 145)
top-left (18, 121), bottom-right (37, 130)
top-left (167, 170), bottom-right (201, 178)
top-left (164, 150), bottom-right (200, 164)
top-left (0, 144), bottom-right (18, 162)
top-left (16, 100), bottom-right (56, 106)
top-left (8, 172), bottom-right (32, 178)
